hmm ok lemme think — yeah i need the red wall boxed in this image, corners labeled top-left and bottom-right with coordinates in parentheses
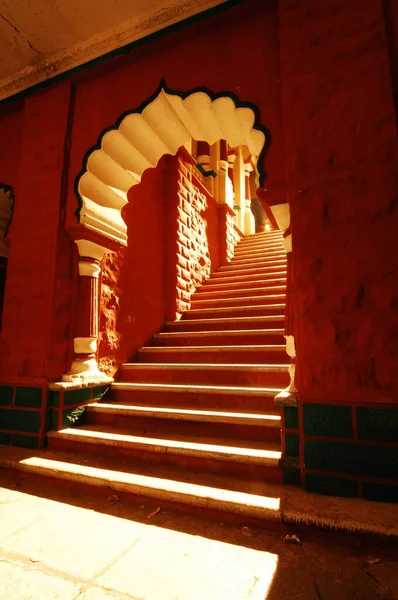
top-left (0, 84), bottom-right (74, 383)
top-left (0, 104), bottom-right (24, 188)
top-left (279, 0), bottom-right (398, 403)
top-left (98, 154), bottom-right (168, 374)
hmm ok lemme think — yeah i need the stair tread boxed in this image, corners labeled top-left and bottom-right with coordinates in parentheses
top-left (167, 315), bottom-right (285, 326)
top-left (123, 361), bottom-right (288, 368)
top-left (191, 295), bottom-right (286, 304)
top-left (112, 382), bottom-right (284, 395)
top-left (7, 448), bottom-right (282, 517)
top-left (139, 344), bottom-right (286, 350)
top-left (156, 329), bottom-right (285, 337)
top-left (185, 305), bottom-right (285, 314)
top-left (89, 402), bottom-right (281, 426)
top-left (48, 425), bottom-right (281, 462)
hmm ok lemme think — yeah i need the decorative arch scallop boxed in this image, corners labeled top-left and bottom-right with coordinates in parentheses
top-left (74, 81), bottom-right (269, 247)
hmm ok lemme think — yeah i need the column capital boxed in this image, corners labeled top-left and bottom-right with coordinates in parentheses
top-left (75, 239), bottom-right (110, 261)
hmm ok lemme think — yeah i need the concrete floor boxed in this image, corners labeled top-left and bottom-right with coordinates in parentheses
top-left (1, 470), bottom-right (398, 600)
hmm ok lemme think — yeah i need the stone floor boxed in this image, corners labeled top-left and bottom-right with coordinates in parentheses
top-left (1, 469), bottom-right (398, 600)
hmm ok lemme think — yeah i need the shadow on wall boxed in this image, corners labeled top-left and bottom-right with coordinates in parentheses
top-left (98, 154), bottom-right (169, 376)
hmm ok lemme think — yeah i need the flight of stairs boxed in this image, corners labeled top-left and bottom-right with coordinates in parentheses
top-left (31, 231), bottom-right (290, 520)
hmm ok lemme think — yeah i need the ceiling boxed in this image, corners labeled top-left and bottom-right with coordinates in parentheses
top-left (0, 0), bottom-right (232, 102)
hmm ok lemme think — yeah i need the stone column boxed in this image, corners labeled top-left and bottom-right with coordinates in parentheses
top-left (196, 141), bottom-right (213, 195)
top-left (243, 162), bottom-right (255, 235)
top-left (233, 147), bottom-right (245, 232)
top-left (62, 239), bottom-right (112, 383)
top-left (217, 140), bottom-right (229, 205)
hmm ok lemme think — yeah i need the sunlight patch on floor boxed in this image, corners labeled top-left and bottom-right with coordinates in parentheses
top-left (0, 484), bottom-right (278, 600)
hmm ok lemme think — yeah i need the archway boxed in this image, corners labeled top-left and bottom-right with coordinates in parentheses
top-left (63, 82), bottom-right (271, 383)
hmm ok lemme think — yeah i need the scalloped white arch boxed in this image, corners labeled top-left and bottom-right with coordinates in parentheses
top-left (76, 86), bottom-right (267, 246)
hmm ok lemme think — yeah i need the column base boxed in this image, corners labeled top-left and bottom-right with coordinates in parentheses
top-left (60, 356), bottom-right (113, 389)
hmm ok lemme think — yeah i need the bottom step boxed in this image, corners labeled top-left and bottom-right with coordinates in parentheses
top-left (0, 447), bottom-right (282, 521)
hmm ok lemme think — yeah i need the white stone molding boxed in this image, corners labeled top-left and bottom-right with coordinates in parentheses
top-left (75, 239), bottom-right (110, 261)
top-left (270, 202), bottom-right (290, 233)
top-left (74, 337), bottom-right (97, 354)
top-left (77, 87), bottom-right (266, 246)
top-left (283, 232), bottom-right (292, 254)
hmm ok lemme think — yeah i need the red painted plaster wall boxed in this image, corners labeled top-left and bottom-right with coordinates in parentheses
top-left (0, 84), bottom-right (73, 383)
top-left (98, 154), bottom-right (168, 375)
top-left (279, 0), bottom-right (398, 403)
top-left (0, 104), bottom-right (24, 187)
top-left (384, 0), bottom-right (398, 119)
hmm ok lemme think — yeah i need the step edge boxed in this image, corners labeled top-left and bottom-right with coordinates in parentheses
top-left (8, 458), bottom-right (281, 519)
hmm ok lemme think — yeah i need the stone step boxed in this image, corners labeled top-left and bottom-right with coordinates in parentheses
top-left (165, 315), bottom-right (285, 332)
top-left (235, 241), bottom-right (284, 252)
top-left (4, 448), bottom-right (283, 521)
top-left (111, 382), bottom-right (283, 411)
top-left (224, 257), bottom-right (287, 270)
top-left (120, 361), bottom-right (289, 386)
top-left (190, 295), bottom-right (286, 310)
top-left (87, 403), bottom-right (281, 443)
top-left (197, 279), bottom-right (286, 294)
top-left (47, 426), bottom-right (282, 479)
top-left (202, 273), bottom-right (287, 287)
top-left (182, 304), bottom-right (285, 320)
top-left (233, 247), bottom-right (286, 257)
top-left (153, 329), bottom-right (285, 346)
top-left (212, 264), bottom-right (287, 279)
top-left (136, 345), bottom-right (288, 365)
top-left (194, 286), bottom-right (286, 300)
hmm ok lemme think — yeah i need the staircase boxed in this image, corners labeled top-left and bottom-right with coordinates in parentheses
top-left (30, 231), bottom-right (290, 520)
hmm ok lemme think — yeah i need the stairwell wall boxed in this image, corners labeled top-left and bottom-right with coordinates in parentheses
top-left (279, 0), bottom-right (398, 501)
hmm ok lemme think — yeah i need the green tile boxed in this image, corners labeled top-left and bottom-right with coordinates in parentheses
top-left (362, 481), bottom-right (398, 504)
top-left (63, 387), bottom-right (91, 406)
top-left (62, 406), bottom-right (87, 428)
top-left (284, 406), bottom-right (298, 430)
top-left (305, 439), bottom-right (398, 478)
top-left (12, 434), bottom-right (40, 449)
top-left (0, 431), bottom-right (11, 445)
top-left (357, 407), bottom-right (398, 442)
top-left (305, 472), bottom-right (357, 498)
top-left (284, 433), bottom-right (299, 457)
top-left (0, 386), bottom-right (13, 406)
top-left (91, 385), bottom-right (110, 401)
top-left (15, 387), bottom-right (43, 408)
top-left (0, 408), bottom-right (41, 433)
top-left (303, 403), bottom-right (352, 438)
top-left (284, 468), bottom-right (301, 485)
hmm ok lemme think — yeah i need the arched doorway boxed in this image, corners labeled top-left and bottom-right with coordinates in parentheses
top-left (63, 83), bottom-right (275, 383)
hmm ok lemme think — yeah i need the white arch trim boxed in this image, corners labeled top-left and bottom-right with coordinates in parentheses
top-left (76, 85), bottom-right (267, 246)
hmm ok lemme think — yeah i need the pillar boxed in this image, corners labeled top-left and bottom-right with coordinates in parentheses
top-left (216, 140), bottom-right (230, 205)
top-left (196, 141), bottom-right (213, 195)
top-left (62, 240), bottom-right (112, 383)
top-left (243, 161), bottom-right (255, 235)
top-left (233, 147), bottom-right (245, 232)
